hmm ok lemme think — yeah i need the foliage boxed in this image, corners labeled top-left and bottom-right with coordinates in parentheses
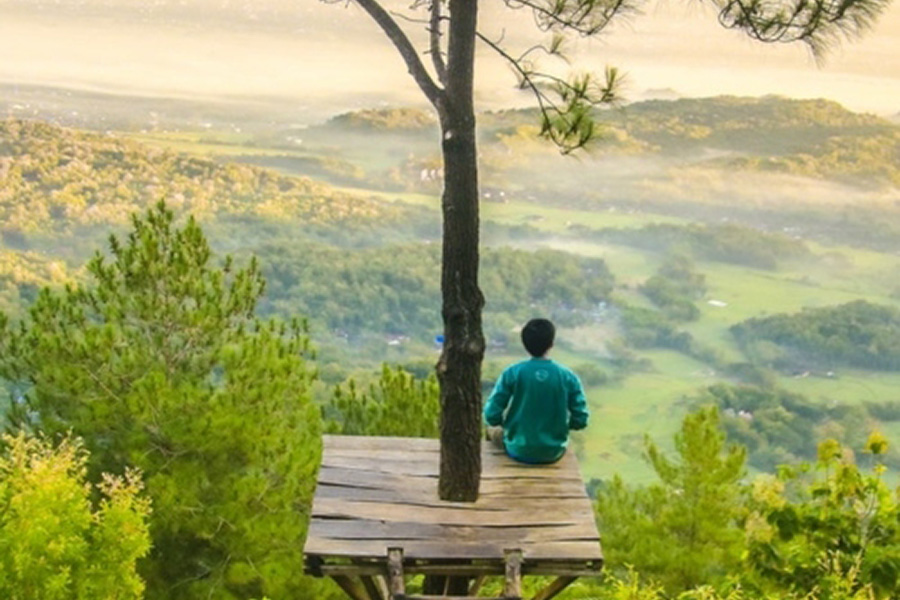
top-left (0, 118), bottom-right (404, 234)
top-left (596, 407), bottom-right (746, 592)
top-left (726, 130), bottom-right (900, 187)
top-left (619, 304), bottom-right (692, 350)
top-left (253, 241), bottom-right (614, 340)
top-left (326, 108), bottom-right (437, 131)
top-left (601, 97), bottom-right (891, 154)
top-left (0, 433), bottom-right (151, 600)
top-left (640, 254), bottom-right (706, 321)
top-left (744, 436), bottom-right (900, 599)
top-left (732, 300), bottom-right (900, 371)
top-left (574, 362), bottom-right (611, 387)
top-left (0, 249), bottom-right (73, 317)
top-left (0, 203), bottom-right (325, 600)
top-left (478, 96), bottom-right (900, 190)
top-left (695, 384), bottom-right (877, 471)
top-left (324, 365), bottom-right (440, 438)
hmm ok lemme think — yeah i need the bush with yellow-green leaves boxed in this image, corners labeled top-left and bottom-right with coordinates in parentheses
top-left (0, 433), bottom-right (151, 599)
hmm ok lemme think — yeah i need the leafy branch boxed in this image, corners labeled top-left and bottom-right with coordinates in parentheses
top-left (503, 0), bottom-right (644, 35)
top-left (476, 31), bottom-right (625, 153)
top-left (715, 0), bottom-right (891, 60)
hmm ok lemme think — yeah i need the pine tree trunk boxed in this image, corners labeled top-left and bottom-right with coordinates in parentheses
top-left (436, 0), bottom-right (484, 503)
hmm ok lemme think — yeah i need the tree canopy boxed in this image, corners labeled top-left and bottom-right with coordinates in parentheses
top-left (0, 203), bottom-right (325, 599)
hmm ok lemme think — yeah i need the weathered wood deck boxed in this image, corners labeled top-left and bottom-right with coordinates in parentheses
top-left (305, 435), bottom-right (603, 583)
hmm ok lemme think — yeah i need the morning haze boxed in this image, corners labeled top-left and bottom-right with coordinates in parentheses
top-left (1, 0), bottom-right (898, 120)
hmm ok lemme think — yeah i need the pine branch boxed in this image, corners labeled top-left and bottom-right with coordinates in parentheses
top-left (504, 0), bottom-right (643, 36)
top-left (476, 31), bottom-right (623, 153)
top-left (716, 0), bottom-right (891, 60)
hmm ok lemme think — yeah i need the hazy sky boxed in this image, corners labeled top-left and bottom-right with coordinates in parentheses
top-left (0, 0), bottom-right (898, 119)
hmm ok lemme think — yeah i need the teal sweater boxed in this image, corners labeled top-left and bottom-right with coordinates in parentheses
top-left (483, 358), bottom-right (589, 464)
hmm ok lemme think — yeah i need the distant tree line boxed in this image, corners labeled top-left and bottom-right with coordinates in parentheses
top-left (732, 300), bottom-right (900, 371)
top-left (691, 383), bottom-right (898, 471)
top-left (250, 241), bottom-right (614, 342)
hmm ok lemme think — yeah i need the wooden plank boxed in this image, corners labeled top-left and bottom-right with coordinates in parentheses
top-left (324, 448), bottom-right (440, 462)
top-left (312, 494), bottom-right (595, 515)
top-left (305, 538), bottom-right (602, 561)
top-left (317, 467), bottom-right (584, 493)
top-left (320, 456), bottom-right (581, 480)
top-left (479, 479), bottom-right (588, 496)
top-left (312, 492), bottom-right (594, 514)
top-left (320, 455), bottom-right (577, 480)
top-left (318, 466), bottom-right (437, 488)
top-left (323, 435), bottom-right (581, 463)
top-left (323, 436), bottom-right (582, 470)
top-left (323, 435), bottom-right (439, 452)
top-left (316, 482), bottom-right (588, 504)
top-left (311, 498), bottom-right (594, 527)
top-left (483, 451), bottom-right (572, 472)
top-left (320, 455), bottom-right (439, 476)
top-left (308, 519), bottom-right (600, 544)
top-left (320, 563), bottom-right (603, 578)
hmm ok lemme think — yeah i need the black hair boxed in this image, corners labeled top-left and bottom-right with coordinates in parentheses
top-left (521, 318), bottom-right (555, 357)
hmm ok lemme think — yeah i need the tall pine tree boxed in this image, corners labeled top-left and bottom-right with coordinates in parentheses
top-left (0, 203), bottom-right (326, 600)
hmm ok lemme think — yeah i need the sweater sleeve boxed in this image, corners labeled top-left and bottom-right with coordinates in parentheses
top-left (484, 368), bottom-right (513, 427)
top-left (567, 371), bottom-right (589, 431)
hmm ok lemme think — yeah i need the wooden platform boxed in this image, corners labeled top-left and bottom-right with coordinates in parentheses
top-left (305, 435), bottom-right (602, 598)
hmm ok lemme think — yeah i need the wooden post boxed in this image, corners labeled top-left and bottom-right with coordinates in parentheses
top-left (503, 549), bottom-right (523, 600)
top-left (387, 548), bottom-right (406, 598)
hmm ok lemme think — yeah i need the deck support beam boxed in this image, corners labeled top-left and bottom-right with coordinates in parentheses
top-left (387, 548), bottom-right (406, 598)
top-left (531, 576), bottom-right (577, 600)
top-left (503, 549), bottom-right (523, 600)
top-left (333, 575), bottom-right (370, 600)
top-left (468, 575), bottom-right (487, 596)
top-left (361, 574), bottom-right (387, 600)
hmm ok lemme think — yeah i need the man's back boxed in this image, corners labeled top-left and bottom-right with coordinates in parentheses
top-left (484, 357), bottom-right (588, 464)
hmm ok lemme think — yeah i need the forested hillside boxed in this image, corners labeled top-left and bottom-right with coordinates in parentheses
top-left (303, 96), bottom-right (900, 188)
top-left (0, 119), bottom-right (406, 233)
top-left (733, 300), bottom-right (900, 371)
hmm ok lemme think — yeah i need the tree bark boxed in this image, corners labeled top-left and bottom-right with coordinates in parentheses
top-left (436, 0), bottom-right (484, 503)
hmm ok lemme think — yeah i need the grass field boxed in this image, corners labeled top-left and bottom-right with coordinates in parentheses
top-left (577, 350), bottom-right (714, 483)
